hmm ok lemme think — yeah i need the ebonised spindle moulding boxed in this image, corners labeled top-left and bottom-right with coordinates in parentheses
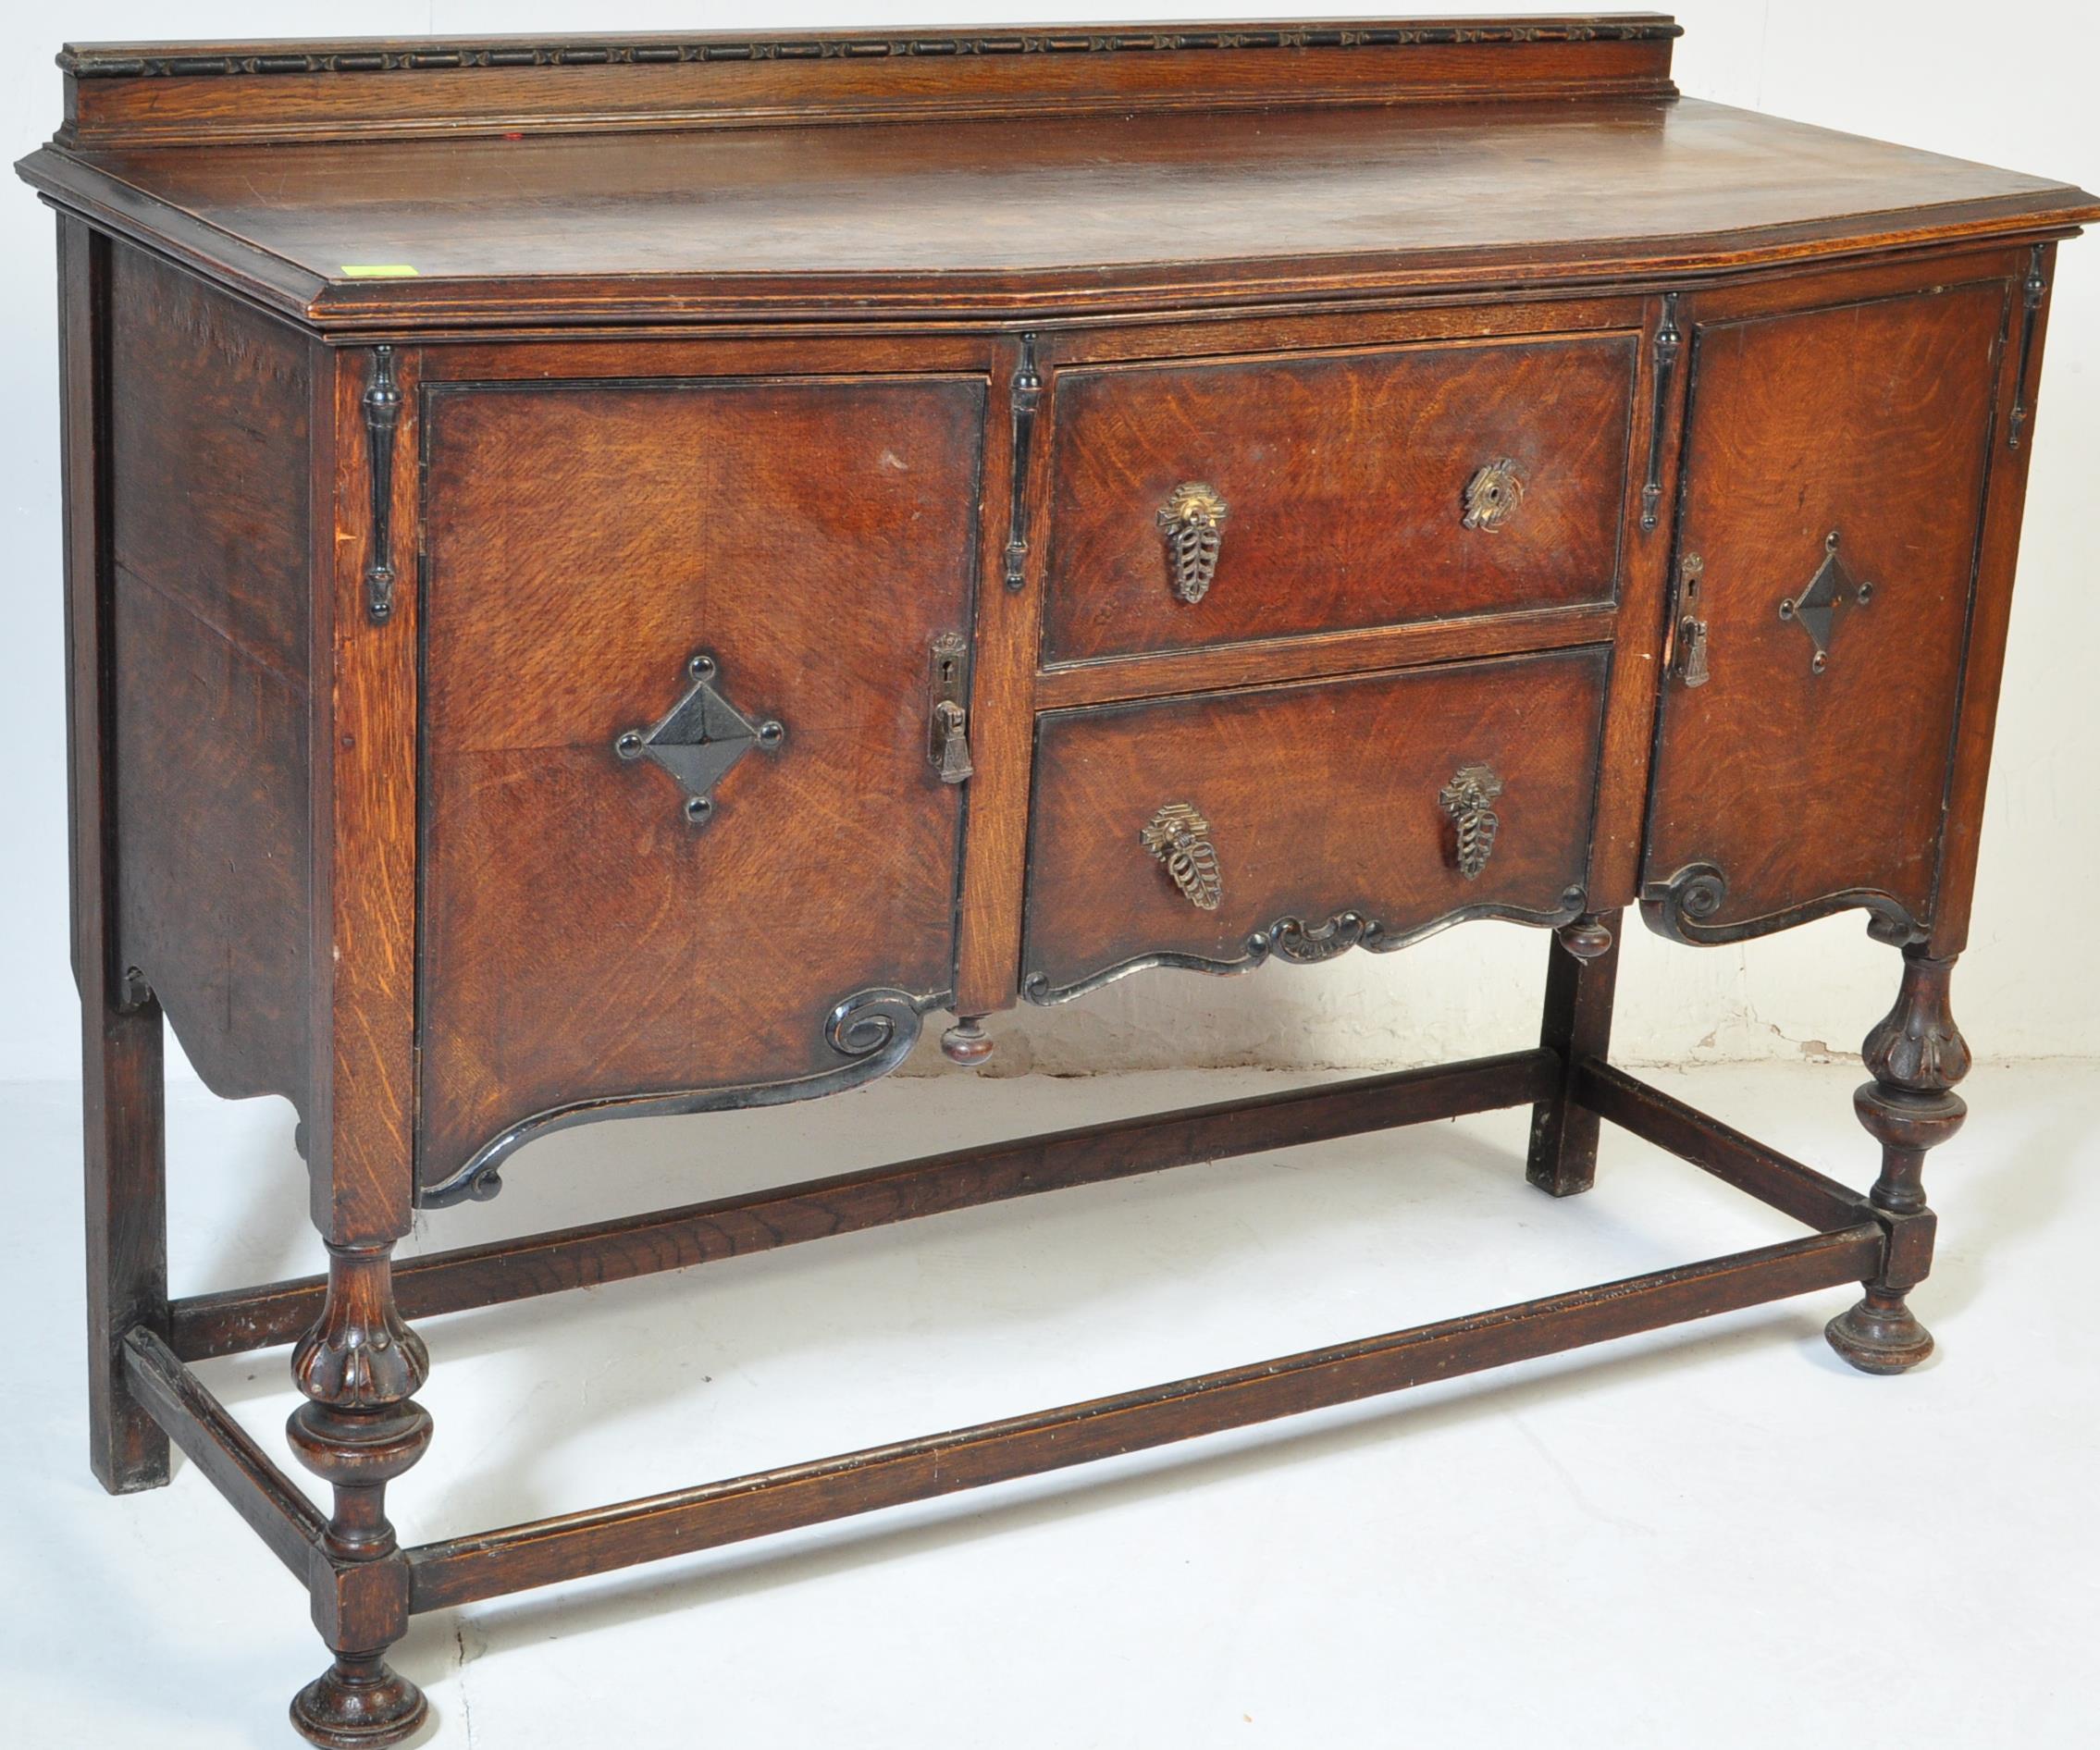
top-left (19, 15), bottom-right (2092, 1742)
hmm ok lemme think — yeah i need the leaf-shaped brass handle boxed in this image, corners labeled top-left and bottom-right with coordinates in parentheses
top-left (1140, 801), bottom-right (1223, 911)
top-left (1439, 764), bottom-right (1503, 880)
top-left (1156, 483), bottom-right (1229, 604)
top-left (1461, 459), bottom-right (1524, 532)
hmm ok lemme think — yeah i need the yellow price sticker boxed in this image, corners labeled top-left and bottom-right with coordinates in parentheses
top-left (340, 265), bottom-right (421, 278)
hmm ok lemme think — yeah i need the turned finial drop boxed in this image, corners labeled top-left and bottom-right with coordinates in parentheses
top-left (941, 1017), bottom-right (994, 1067)
top-left (1557, 916), bottom-right (1614, 962)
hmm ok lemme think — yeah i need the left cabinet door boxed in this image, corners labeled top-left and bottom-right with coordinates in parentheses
top-left (417, 376), bottom-right (986, 1202)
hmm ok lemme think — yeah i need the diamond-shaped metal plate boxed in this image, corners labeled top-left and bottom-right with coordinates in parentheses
top-left (615, 653), bottom-right (782, 823)
top-left (1778, 530), bottom-right (1874, 674)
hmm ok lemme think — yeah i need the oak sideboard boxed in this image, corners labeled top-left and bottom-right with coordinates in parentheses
top-left (18, 16), bottom-right (2094, 1744)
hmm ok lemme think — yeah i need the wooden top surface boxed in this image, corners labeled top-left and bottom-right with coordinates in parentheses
top-left (18, 18), bottom-right (2096, 329)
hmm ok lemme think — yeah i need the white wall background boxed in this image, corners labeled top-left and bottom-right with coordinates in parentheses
top-left (0, 3), bottom-right (2092, 1085)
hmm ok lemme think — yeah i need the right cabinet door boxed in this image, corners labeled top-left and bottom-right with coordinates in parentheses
top-left (1642, 278), bottom-right (2011, 944)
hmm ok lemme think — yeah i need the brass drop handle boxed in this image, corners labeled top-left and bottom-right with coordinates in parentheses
top-left (1439, 764), bottom-right (1503, 880)
top-left (1156, 483), bottom-right (1229, 604)
top-left (1140, 802), bottom-right (1222, 911)
top-left (1462, 458), bottom-right (1524, 532)
top-left (932, 700), bottom-right (972, 784)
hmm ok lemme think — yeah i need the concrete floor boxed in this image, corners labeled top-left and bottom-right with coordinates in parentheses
top-left (3, 1059), bottom-right (2094, 1748)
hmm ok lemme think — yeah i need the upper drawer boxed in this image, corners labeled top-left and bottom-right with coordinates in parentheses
top-left (1039, 333), bottom-right (1638, 667)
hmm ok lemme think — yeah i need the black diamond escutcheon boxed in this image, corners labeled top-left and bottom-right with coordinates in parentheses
top-left (615, 653), bottom-right (783, 824)
top-left (1778, 530), bottom-right (1874, 674)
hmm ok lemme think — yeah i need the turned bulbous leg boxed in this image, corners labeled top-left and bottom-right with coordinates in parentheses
top-left (287, 1243), bottom-right (432, 1746)
top-left (1825, 947), bottom-right (1970, 1375)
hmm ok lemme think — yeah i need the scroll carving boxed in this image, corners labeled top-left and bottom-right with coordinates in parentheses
top-left (424, 986), bottom-right (945, 1206)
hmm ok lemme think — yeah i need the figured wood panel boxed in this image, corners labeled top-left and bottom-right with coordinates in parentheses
top-left (1042, 334), bottom-right (1635, 664)
top-left (1642, 281), bottom-right (2008, 940)
top-left (1023, 648), bottom-right (1609, 998)
top-left (312, 344), bottom-right (422, 1243)
top-left (22, 97), bottom-right (2094, 328)
top-left (105, 240), bottom-right (312, 1113)
top-left (419, 376), bottom-right (983, 1195)
top-left (1929, 245), bottom-right (2056, 956)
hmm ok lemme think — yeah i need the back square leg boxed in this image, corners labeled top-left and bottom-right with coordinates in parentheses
top-left (1526, 911), bottom-right (1621, 1198)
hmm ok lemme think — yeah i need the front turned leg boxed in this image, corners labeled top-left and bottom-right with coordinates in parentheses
top-left (1526, 912), bottom-right (1621, 1196)
top-left (286, 1244), bottom-right (433, 1746)
top-left (1826, 948), bottom-right (1970, 1374)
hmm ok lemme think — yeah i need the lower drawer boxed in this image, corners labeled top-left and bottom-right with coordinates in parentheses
top-left (1020, 647), bottom-right (1610, 1001)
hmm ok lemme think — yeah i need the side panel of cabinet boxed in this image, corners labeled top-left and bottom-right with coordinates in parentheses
top-left (1641, 279), bottom-right (2009, 943)
top-left (417, 376), bottom-right (984, 1200)
top-left (105, 240), bottom-right (315, 1115)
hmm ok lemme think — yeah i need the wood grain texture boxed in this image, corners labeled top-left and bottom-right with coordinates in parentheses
top-left (18, 93), bottom-right (2095, 329)
top-left (1642, 278), bottom-right (2008, 940)
top-left (417, 376), bottom-right (983, 1194)
top-left (1928, 245), bottom-right (2055, 956)
top-left (171, 1051), bottom-right (1558, 1361)
top-left (56, 22), bottom-right (1680, 148)
top-left (312, 344), bottom-right (419, 1246)
top-left (105, 241), bottom-right (312, 1115)
top-left (121, 1327), bottom-right (325, 1573)
top-left (1032, 600), bottom-right (1617, 709)
top-left (1582, 291), bottom-right (1687, 906)
top-left (60, 216), bottom-right (170, 1495)
top-left (1023, 648), bottom-right (1609, 998)
top-left (17, 17), bottom-right (2091, 1728)
top-left (954, 335), bottom-right (1045, 1016)
top-left (1574, 1060), bottom-right (1873, 1232)
top-left (1527, 917), bottom-right (1621, 1197)
top-left (404, 1222), bottom-right (1883, 1611)
top-left (1042, 333), bottom-right (1636, 664)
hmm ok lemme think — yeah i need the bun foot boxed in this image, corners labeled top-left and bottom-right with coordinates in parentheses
top-left (290, 1654), bottom-right (427, 1748)
top-left (1824, 1288), bottom-right (1934, 1375)
top-left (941, 1017), bottom-right (994, 1067)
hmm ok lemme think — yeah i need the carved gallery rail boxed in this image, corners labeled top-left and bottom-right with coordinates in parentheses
top-left (19, 15), bottom-right (2094, 1746)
